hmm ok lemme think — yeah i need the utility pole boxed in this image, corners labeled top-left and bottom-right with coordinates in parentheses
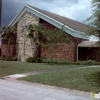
top-left (0, 0), bottom-right (2, 57)
top-left (0, 0), bottom-right (2, 31)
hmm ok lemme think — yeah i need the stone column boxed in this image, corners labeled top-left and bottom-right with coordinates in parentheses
top-left (17, 11), bottom-right (39, 61)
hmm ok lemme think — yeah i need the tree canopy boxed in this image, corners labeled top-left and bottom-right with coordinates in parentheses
top-left (87, 0), bottom-right (100, 38)
top-left (1, 26), bottom-right (17, 44)
top-left (86, 0), bottom-right (100, 60)
top-left (27, 24), bottom-right (70, 63)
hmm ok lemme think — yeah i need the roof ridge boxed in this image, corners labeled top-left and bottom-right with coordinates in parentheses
top-left (27, 4), bottom-right (88, 28)
top-left (9, 4), bottom-right (89, 39)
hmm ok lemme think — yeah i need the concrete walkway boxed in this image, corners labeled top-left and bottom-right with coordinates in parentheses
top-left (0, 79), bottom-right (92, 100)
top-left (5, 65), bottom-right (100, 79)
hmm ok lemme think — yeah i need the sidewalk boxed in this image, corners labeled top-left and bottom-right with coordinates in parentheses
top-left (4, 65), bottom-right (100, 79)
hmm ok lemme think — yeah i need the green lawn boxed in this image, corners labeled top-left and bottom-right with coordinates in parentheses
top-left (21, 67), bottom-right (100, 92)
top-left (1, 61), bottom-right (100, 92)
top-left (0, 61), bottom-right (83, 77)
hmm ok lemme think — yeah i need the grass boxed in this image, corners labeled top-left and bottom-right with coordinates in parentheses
top-left (21, 67), bottom-right (100, 92)
top-left (1, 61), bottom-right (100, 92)
top-left (0, 61), bottom-right (84, 77)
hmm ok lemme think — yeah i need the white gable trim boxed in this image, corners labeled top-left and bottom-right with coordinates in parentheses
top-left (9, 5), bottom-right (89, 40)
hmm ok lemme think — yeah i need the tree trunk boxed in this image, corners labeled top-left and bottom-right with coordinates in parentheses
top-left (31, 39), bottom-right (34, 57)
top-left (7, 43), bottom-right (11, 56)
top-left (50, 46), bottom-right (54, 64)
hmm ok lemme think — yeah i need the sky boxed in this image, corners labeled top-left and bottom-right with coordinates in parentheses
top-left (1, 0), bottom-right (92, 27)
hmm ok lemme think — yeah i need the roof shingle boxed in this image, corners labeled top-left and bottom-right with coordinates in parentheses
top-left (28, 5), bottom-right (88, 32)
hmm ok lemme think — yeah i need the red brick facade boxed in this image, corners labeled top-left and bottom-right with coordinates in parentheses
top-left (1, 41), bottom-right (16, 57)
top-left (40, 19), bottom-right (83, 62)
top-left (1, 19), bottom-right (82, 61)
top-left (1, 26), bottom-right (17, 57)
top-left (41, 43), bottom-right (76, 61)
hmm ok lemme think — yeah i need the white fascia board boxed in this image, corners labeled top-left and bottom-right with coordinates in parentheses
top-left (26, 5), bottom-right (89, 39)
top-left (63, 26), bottom-right (89, 40)
top-left (73, 30), bottom-right (89, 40)
top-left (9, 5), bottom-right (89, 39)
top-left (26, 5), bottom-right (74, 30)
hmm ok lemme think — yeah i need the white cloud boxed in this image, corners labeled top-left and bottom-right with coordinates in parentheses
top-left (27, 0), bottom-right (92, 22)
top-left (2, 0), bottom-right (92, 26)
top-left (70, 0), bottom-right (92, 21)
top-left (46, 0), bottom-right (92, 22)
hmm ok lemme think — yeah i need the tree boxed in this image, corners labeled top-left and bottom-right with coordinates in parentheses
top-left (1, 26), bottom-right (17, 56)
top-left (27, 24), bottom-right (70, 64)
top-left (86, 0), bottom-right (100, 40)
top-left (86, 0), bottom-right (100, 61)
top-left (40, 26), bottom-right (70, 64)
top-left (27, 24), bottom-right (42, 57)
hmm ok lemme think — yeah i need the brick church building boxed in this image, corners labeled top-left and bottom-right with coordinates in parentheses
top-left (1, 5), bottom-right (99, 61)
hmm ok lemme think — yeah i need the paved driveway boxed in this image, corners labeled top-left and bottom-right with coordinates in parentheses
top-left (0, 79), bottom-right (92, 100)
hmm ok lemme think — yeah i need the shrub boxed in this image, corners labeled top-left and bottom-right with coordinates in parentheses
top-left (57, 59), bottom-right (73, 65)
top-left (26, 57), bottom-right (43, 63)
top-left (37, 57), bottom-right (43, 63)
top-left (77, 60), bottom-right (100, 65)
top-left (43, 59), bottom-right (100, 65)
top-left (1, 56), bottom-right (17, 61)
top-left (26, 57), bottom-right (35, 63)
top-left (2, 55), bottom-right (6, 60)
top-left (11, 56), bottom-right (17, 61)
top-left (43, 59), bottom-right (51, 63)
top-left (43, 59), bottom-right (73, 65)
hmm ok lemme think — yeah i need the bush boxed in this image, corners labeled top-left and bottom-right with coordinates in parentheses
top-left (77, 60), bottom-right (100, 65)
top-left (43, 59), bottom-right (100, 65)
top-left (1, 56), bottom-right (17, 61)
top-left (43, 59), bottom-right (73, 65)
top-left (26, 57), bottom-right (43, 63)
top-left (11, 56), bottom-right (17, 61)
top-left (26, 57), bottom-right (35, 62)
top-left (43, 59), bottom-right (51, 63)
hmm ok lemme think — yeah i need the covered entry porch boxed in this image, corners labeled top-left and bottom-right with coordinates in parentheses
top-left (77, 41), bottom-right (99, 61)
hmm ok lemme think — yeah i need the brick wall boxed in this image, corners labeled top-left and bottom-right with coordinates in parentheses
top-left (40, 19), bottom-right (83, 62)
top-left (1, 42), bottom-right (16, 57)
top-left (41, 43), bottom-right (76, 61)
top-left (1, 14), bottom-right (83, 61)
top-left (1, 33), bottom-right (17, 57)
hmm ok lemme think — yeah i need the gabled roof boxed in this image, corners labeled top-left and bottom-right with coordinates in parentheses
top-left (9, 4), bottom-right (90, 40)
top-left (29, 5), bottom-right (88, 32)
